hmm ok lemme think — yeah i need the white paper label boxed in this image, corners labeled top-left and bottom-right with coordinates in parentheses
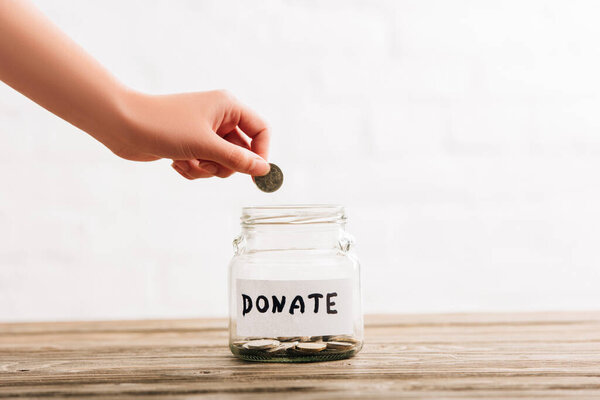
top-left (236, 278), bottom-right (354, 337)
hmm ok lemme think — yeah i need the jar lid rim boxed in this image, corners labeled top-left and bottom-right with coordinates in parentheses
top-left (241, 204), bottom-right (346, 225)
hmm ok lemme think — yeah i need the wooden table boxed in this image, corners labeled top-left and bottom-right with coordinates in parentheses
top-left (1, 312), bottom-right (599, 399)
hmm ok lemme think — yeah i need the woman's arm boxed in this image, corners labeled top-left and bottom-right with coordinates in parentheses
top-left (0, 0), bottom-right (270, 179)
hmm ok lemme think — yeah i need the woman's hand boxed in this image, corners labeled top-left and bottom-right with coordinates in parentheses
top-left (115, 90), bottom-right (271, 179)
top-left (0, 1), bottom-right (270, 180)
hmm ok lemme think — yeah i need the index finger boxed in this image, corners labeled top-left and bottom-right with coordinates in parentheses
top-left (237, 103), bottom-right (271, 161)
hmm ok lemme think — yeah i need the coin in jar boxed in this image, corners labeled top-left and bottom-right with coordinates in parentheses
top-left (253, 163), bottom-right (283, 193)
top-left (295, 342), bottom-right (327, 353)
top-left (326, 341), bottom-right (355, 350)
top-left (245, 339), bottom-right (280, 350)
top-left (266, 341), bottom-right (298, 354)
top-left (327, 335), bottom-right (360, 344)
top-left (277, 336), bottom-right (302, 342)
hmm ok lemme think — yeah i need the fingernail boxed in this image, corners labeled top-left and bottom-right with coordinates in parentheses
top-left (199, 162), bottom-right (218, 175)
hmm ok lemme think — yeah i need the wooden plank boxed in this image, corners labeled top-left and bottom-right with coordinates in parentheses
top-left (1, 312), bottom-right (599, 399)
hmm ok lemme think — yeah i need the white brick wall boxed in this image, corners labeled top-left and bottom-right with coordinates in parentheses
top-left (1, 0), bottom-right (600, 321)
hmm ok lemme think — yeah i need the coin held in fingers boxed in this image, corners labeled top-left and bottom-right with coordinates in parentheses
top-left (253, 163), bottom-right (283, 193)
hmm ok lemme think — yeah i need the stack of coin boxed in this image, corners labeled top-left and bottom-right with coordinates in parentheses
top-left (230, 334), bottom-right (362, 361)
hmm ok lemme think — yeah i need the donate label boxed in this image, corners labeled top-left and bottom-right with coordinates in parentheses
top-left (235, 278), bottom-right (354, 337)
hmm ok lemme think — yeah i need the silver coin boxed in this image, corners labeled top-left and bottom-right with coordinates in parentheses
top-left (277, 336), bottom-right (302, 342)
top-left (266, 341), bottom-right (298, 354)
top-left (326, 335), bottom-right (360, 344)
top-left (245, 339), bottom-right (280, 350)
top-left (326, 341), bottom-right (355, 350)
top-left (253, 163), bottom-right (283, 193)
top-left (295, 342), bottom-right (326, 353)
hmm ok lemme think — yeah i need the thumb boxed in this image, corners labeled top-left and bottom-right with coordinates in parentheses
top-left (208, 136), bottom-right (270, 176)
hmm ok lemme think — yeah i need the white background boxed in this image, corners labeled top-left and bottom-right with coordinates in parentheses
top-left (1, 0), bottom-right (600, 322)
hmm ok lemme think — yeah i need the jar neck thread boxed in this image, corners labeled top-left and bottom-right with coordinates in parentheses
top-left (241, 223), bottom-right (345, 252)
top-left (237, 205), bottom-right (348, 252)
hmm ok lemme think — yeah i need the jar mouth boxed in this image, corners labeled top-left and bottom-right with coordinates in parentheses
top-left (241, 204), bottom-right (346, 225)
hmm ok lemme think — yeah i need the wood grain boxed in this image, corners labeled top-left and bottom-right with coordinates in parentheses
top-left (1, 312), bottom-right (599, 399)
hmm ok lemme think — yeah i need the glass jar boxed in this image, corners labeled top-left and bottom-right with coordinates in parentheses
top-left (228, 205), bottom-right (363, 362)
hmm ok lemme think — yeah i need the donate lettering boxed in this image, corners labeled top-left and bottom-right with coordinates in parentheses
top-left (242, 292), bottom-right (338, 317)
